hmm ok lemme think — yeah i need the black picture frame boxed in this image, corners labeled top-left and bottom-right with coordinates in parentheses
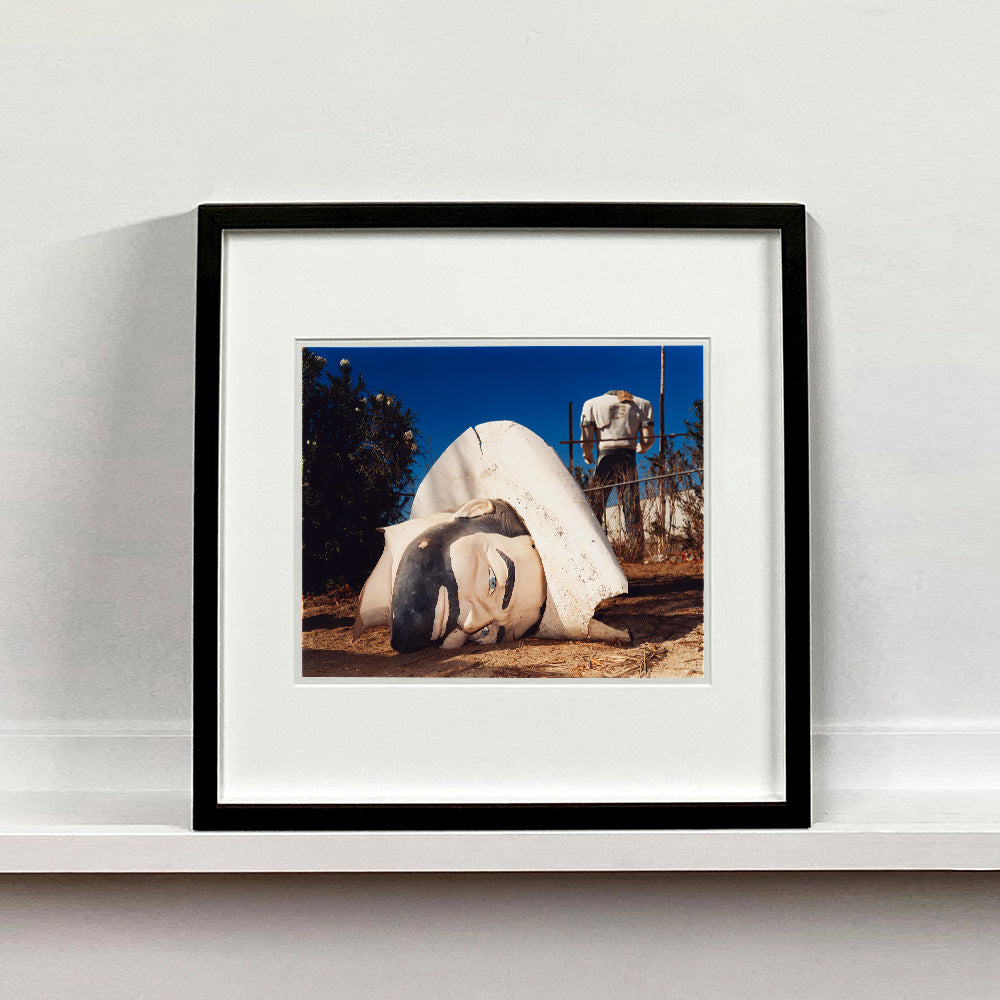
top-left (193, 202), bottom-right (809, 832)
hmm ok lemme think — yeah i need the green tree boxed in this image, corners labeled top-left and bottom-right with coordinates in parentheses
top-left (302, 350), bottom-right (420, 593)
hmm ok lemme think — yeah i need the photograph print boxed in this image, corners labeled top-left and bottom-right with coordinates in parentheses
top-left (301, 343), bottom-right (705, 679)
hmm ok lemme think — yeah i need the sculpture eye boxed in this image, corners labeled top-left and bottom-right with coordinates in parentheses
top-left (470, 624), bottom-right (494, 644)
top-left (488, 567), bottom-right (497, 595)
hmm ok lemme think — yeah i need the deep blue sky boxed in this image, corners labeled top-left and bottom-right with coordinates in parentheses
top-left (309, 344), bottom-right (703, 479)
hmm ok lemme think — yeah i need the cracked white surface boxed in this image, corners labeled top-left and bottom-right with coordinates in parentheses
top-left (411, 421), bottom-right (628, 640)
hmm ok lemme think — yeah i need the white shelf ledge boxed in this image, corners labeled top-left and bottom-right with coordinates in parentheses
top-left (2, 731), bottom-right (997, 872)
top-left (3, 826), bottom-right (1000, 873)
top-left (1, 792), bottom-right (998, 872)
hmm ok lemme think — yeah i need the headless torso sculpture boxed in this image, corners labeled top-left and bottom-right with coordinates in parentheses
top-left (580, 390), bottom-right (655, 553)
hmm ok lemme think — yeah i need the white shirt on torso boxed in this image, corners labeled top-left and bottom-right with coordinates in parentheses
top-left (581, 391), bottom-right (655, 455)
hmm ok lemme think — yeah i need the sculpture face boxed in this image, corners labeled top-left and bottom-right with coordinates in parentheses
top-left (354, 499), bottom-right (546, 653)
top-left (430, 532), bottom-right (545, 649)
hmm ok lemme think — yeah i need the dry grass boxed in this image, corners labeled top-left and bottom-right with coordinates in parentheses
top-left (302, 560), bottom-right (703, 679)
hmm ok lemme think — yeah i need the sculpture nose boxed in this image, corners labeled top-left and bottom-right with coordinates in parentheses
top-left (460, 593), bottom-right (494, 633)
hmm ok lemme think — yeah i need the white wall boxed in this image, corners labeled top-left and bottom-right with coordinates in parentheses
top-left (3, 872), bottom-right (1000, 1000)
top-left (3, 0), bottom-right (999, 995)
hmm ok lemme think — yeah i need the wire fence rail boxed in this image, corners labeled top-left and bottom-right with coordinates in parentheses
top-left (583, 467), bottom-right (704, 565)
top-left (400, 467), bottom-right (704, 566)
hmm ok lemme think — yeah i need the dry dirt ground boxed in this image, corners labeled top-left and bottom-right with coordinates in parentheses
top-left (302, 559), bottom-right (703, 679)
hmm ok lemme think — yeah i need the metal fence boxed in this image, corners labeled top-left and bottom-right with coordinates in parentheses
top-left (583, 467), bottom-right (703, 565)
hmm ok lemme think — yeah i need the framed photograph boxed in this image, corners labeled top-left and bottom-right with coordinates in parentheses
top-left (193, 203), bottom-right (809, 831)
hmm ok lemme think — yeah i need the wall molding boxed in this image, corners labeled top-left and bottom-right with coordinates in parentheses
top-left (2, 725), bottom-right (996, 802)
